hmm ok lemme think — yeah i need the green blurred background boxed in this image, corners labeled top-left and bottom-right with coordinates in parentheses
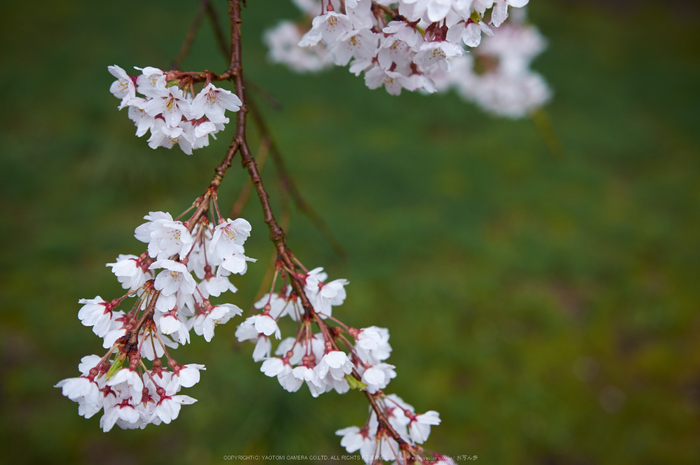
top-left (1, 0), bottom-right (699, 464)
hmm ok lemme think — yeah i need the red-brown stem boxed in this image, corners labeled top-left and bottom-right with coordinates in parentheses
top-left (230, 137), bottom-right (270, 218)
top-left (247, 98), bottom-right (346, 257)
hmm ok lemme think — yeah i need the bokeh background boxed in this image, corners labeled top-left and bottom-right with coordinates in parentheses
top-left (1, 0), bottom-right (699, 464)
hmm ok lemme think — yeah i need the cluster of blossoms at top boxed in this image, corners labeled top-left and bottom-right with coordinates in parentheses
top-left (55, 208), bottom-right (254, 431)
top-left (234, 266), bottom-right (447, 463)
top-left (108, 65), bottom-right (242, 154)
top-left (431, 10), bottom-right (550, 117)
top-left (264, 0), bottom-right (549, 117)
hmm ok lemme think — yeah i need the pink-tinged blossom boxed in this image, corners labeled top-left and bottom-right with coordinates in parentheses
top-left (254, 292), bottom-right (292, 320)
top-left (265, 21), bottom-right (330, 73)
top-left (153, 311), bottom-right (183, 338)
top-left (108, 65), bottom-right (136, 109)
top-left (209, 218), bottom-right (252, 259)
top-left (383, 394), bottom-right (412, 438)
top-left (360, 363), bottom-right (396, 394)
top-left (152, 379), bottom-right (197, 425)
top-left (304, 267), bottom-right (348, 317)
top-left (414, 41), bottom-right (464, 72)
top-left (144, 86), bottom-right (192, 128)
top-left (134, 211), bottom-right (171, 242)
top-left (473, 0), bottom-right (497, 15)
top-left (252, 336), bottom-right (272, 362)
top-left (146, 119), bottom-right (190, 153)
top-left (77, 297), bottom-right (113, 338)
top-left (135, 211), bottom-right (193, 260)
top-left (364, 66), bottom-right (426, 96)
top-left (345, 0), bottom-right (374, 29)
top-left (316, 350), bottom-right (352, 381)
top-left (446, 19), bottom-right (494, 48)
top-left (355, 326), bottom-right (392, 365)
top-left (336, 426), bottom-right (376, 458)
top-left (254, 314), bottom-right (281, 339)
top-left (328, 28), bottom-right (379, 67)
top-left (193, 303), bottom-right (242, 342)
top-left (126, 97), bottom-right (156, 137)
top-left (152, 260), bottom-right (197, 297)
top-left (220, 252), bottom-right (256, 275)
top-left (198, 274), bottom-right (237, 298)
top-left (491, 0), bottom-right (529, 27)
top-left (101, 311), bottom-right (127, 349)
top-left (190, 83), bottom-right (242, 124)
top-left (298, 11), bottom-right (353, 47)
top-left (383, 21), bottom-right (424, 49)
top-left (154, 291), bottom-right (177, 313)
top-left (107, 254), bottom-right (150, 292)
top-left (54, 377), bottom-right (102, 418)
top-left (135, 66), bottom-right (167, 98)
top-left (377, 36), bottom-right (416, 73)
top-left (401, 0), bottom-right (454, 23)
top-left (78, 355), bottom-right (102, 375)
top-left (409, 410), bottom-right (441, 443)
top-left (278, 365), bottom-right (304, 392)
top-left (101, 401), bottom-right (140, 432)
top-left (275, 336), bottom-right (309, 366)
top-left (236, 314), bottom-right (281, 344)
top-left (107, 368), bottom-right (144, 404)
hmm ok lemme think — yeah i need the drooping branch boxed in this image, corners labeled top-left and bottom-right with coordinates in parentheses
top-left (224, 3), bottom-right (421, 458)
top-left (247, 98), bottom-right (347, 258)
top-left (205, 0), bottom-right (231, 61)
top-left (171, 0), bottom-right (208, 70)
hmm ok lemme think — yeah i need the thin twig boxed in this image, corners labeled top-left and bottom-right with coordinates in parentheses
top-left (247, 97), bottom-right (347, 257)
top-left (205, 0), bottom-right (231, 61)
top-left (246, 80), bottom-right (282, 111)
top-left (230, 137), bottom-right (270, 218)
top-left (171, 0), bottom-right (208, 70)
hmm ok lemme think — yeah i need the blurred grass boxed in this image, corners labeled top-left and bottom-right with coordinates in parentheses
top-left (1, 1), bottom-right (699, 464)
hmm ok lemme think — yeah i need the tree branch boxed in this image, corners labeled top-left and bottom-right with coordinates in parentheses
top-left (171, 0), bottom-right (207, 70)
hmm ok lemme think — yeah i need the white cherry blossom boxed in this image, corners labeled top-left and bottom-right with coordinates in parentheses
top-left (152, 260), bottom-right (197, 297)
top-left (491, 0), bottom-right (529, 27)
top-left (193, 303), bottom-right (242, 342)
top-left (107, 368), bottom-right (144, 404)
top-left (409, 410), bottom-right (441, 443)
top-left (106, 254), bottom-right (150, 292)
top-left (135, 66), bottom-right (167, 98)
top-left (77, 297), bottom-right (113, 338)
top-left (108, 65), bottom-right (136, 109)
top-left (190, 83), bottom-right (242, 123)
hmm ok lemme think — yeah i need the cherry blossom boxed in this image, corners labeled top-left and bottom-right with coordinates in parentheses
top-left (190, 83), bottom-right (242, 123)
top-left (108, 65), bottom-right (136, 109)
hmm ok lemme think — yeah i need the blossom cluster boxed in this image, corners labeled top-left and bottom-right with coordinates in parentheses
top-left (234, 266), bottom-right (448, 463)
top-left (265, 0), bottom-right (549, 117)
top-left (337, 394), bottom-right (448, 464)
top-left (432, 14), bottom-right (551, 117)
top-left (108, 65), bottom-right (242, 154)
top-left (237, 267), bottom-right (354, 386)
top-left (56, 210), bottom-right (254, 431)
